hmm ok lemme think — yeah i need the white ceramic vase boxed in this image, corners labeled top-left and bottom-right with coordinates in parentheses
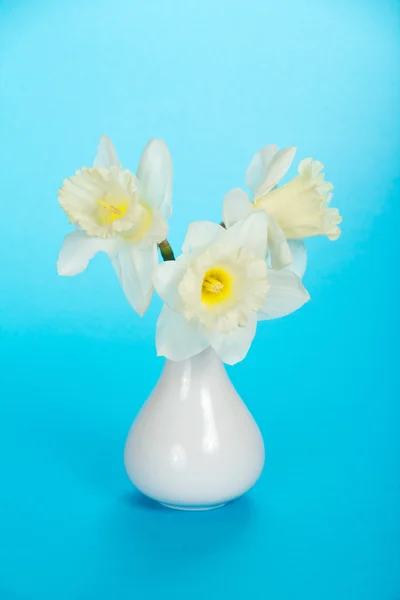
top-left (124, 348), bottom-right (264, 510)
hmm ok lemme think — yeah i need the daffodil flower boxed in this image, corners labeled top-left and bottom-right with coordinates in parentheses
top-left (223, 144), bottom-right (342, 267)
top-left (57, 135), bottom-right (172, 316)
top-left (153, 212), bottom-right (309, 365)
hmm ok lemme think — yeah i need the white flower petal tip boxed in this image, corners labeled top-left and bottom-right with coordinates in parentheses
top-left (111, 244), bottom-right (158, 317)
top-left (265, 214), bottom-right (292, 270)
top-left (246, 144), bottom-right (297, 199)
top-left (285, 240), bottom-right (307, 279)
top-left (156, 306), bottom-right (209, 361)
top-left (57, 231), bottom-right (120, 276)
top-left (93, 135), bottom-right (122, 168)
top-left (254, 157), bottom-right (342, 241)
top-left (181, 221), bottom-right (222, 253)
top-left (210, 314), bottom-right (258, 365)
top-left (137, 139), bottom-right (173, 219)
top-left (222, 188), bottom-right (254, 227)
top-left (258, 269), bottom-right (310, 321)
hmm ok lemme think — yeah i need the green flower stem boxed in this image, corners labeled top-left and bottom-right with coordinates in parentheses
top-left (158, 239), bottom-right (175, 261)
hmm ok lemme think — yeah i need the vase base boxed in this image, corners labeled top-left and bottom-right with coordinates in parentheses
top-left (160, 502), bottom-right (226, 511)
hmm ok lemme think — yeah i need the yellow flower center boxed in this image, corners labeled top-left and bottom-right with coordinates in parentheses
top-left (97, 197), bottom-right (129, 225)
top-left (201, 268), bottom-right (232, 305)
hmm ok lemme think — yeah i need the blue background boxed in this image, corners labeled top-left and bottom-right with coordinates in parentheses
top-left (0, 0), bottom-right (399, 598)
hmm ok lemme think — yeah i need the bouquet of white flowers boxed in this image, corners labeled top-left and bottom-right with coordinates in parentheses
top-left (57, 135), bottom-right (341, 365)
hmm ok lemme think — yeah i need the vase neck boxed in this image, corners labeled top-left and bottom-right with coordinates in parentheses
top-left (162, 348), bottom-right (227, 387)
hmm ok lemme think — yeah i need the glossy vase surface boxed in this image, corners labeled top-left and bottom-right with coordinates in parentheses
top-left (124, 348), bottom-right (264, 510)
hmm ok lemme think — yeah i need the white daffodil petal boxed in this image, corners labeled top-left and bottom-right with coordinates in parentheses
top-left (210, 313), bottom-right (257, 365)
top-left (285, 240), bottom-right (307, 279)
top-left (258, 269), bottom-right (310, 320)
top-left (156, 305), bottom-right (209, 361)
top-left (93, 135), bottom-right (122, 168)
top-left (222, 188), bottom-right (254, 227)
top-left (137, 139), bottom-right (172, 218)
top-left (181, 221), bottom-right (222, 253)
top-left (254, 146), bottom-right (297, 199)
top-left (224, 211), bottom-right (269, 259)
top-left (246, 144), bottom-right (279, 198)
top-left (57, 230), bottom-right (120, 276)
top-left (153, 254), bottom-right (192, 312)
top-left (111, 244), bottom-right (157, 316)
top-left (266, 214), bottom-right (292, 270)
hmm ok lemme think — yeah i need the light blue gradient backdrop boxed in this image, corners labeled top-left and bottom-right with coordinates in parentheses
top-left (0, 0), bottom-right (399, 598)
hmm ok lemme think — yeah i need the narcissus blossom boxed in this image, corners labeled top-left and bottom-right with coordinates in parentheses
top-left (57, 135), bottom-right (172, 316)
top-left (224, 144), bottom-right (342, 246)
top-left (153, 213), bottom-right (309, 365)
